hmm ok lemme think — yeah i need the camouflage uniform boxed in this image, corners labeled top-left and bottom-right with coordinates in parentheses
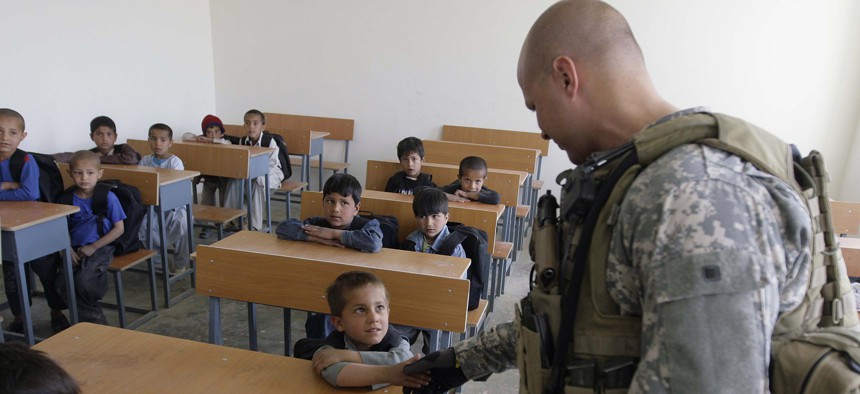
top-left (608, 143), bottom-right (810, 392)
top-left (453, 118), bottom-right (811, 392)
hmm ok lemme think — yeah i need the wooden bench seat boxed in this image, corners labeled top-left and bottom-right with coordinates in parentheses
top-left (531, 179), bottom-right (545, 190)
top-left (288, 157), bottom-right (350, 173)
top-left (462, 299), bottom-right (490, 340)
top-left (192, 204), bottom-right (246, 240)
top-left (104, 249), bottom-right (159, 329)
top-left (272, 180), bottom-right (307, 219)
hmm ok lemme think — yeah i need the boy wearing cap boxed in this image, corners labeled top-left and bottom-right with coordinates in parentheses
top-left (182, 114), bottom-right (232, 239)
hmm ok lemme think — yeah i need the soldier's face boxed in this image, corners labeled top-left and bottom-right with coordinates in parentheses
top-left (518, 55), bottom-right (593, 165)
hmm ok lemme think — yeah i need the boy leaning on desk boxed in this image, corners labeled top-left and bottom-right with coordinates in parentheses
top-left (293, 271), bottom-right (429, 390)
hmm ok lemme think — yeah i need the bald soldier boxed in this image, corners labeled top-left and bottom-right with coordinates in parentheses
top-left (405, 0), bottom-right (811, 393)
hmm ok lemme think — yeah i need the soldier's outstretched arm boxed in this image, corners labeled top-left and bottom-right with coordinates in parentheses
top-left (403, 321), bottom-right (518, 393)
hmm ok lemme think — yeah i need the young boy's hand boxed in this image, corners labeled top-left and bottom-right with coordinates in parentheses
top-left (454, 190), bottom-right (478, 201)
top-left (306, 235), bottom-right (345, 248)
top-left (445, 192), bottom-right (469, 203)
top-left (387, 355), bottom-right (431, 388)
top-left (196, 136), bottom-right (213, 143)
top-left (312, 348), bottom-right (361, 373)
top-left (77, 244), bottom-right (97, 258)
top-left (0, 181), bottom-right (20, 191)
top-left (303, 225), bottom-right (340, 240)
top-left (70, 249), bottom-right (81, 265)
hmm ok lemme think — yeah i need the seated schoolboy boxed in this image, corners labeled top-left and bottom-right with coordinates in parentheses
top-left (276, 173), bottom-right (382, 253)
top-left (385, 137), bottom-right (436, 195)
top-left (276, 173), bottom-right (383, 338)
top-left (63, 150), bottom-right (127, 324)
top-left (53, 116), bottom-right (141, 165)
top-left (399, 188), bottom-right (466, 353)
top-left (402, 188), bottom-right (466, 258)
top-left (0, 108), bottom-right (69, 334)
top-left (293, 271), bottom-right (428, 390)
top-left (0, 342), bottom-right (81, 394)
top-left (138, 123), bottom-right (190, 273)
top-left (440, 156), bottom-right (501, 204)
top-left (223, 109), bottom-right (284, 231)
top-left (182, 115), bottom-right (231, 239)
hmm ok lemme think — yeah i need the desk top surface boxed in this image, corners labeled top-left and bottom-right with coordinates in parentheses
top-left (209, 231), bottom-right (470, 279)
top-left (172, 140), bottom-right (275, 157)
top-left (0, 201), bottom-right (79, 231)
top-left (311, 131), bottom-right (330, 140)
top-left (103, 164), bottom-right (200, 185)
top-left (362, 190), bottom-right (505, 218)
top-left (34, 323), bottom-right (392, 393)
top-left (380, 160), bottom-right (528, 186)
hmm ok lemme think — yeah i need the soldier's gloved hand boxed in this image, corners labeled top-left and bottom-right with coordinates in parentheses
top-left (402, 348), bottom-right (469, 394)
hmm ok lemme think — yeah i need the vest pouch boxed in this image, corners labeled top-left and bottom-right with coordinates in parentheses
top-left (772, 329), bottom-right (860, 394)
top-left (517, 301), bottom-right (553, 393)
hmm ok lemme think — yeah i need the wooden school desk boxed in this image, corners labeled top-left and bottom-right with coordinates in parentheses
top-left (302, 190), bottom-right (504, 255)
top-left (196, 231), bottom-right (471, 354)
top-left (363, 159), bottom-right (525, 242)
top-left (34, 322), bottom-right (398, 393)
top-left (265, 112), bottom-right (355, 177)
top-left (59, 163), bottom-right (200, 308)
top-left (127, 139), bottom-right (276, 232)
top-left (224, 124), bottom-right (329, 191)
top-left (0, 201), bottom-right (79, 345)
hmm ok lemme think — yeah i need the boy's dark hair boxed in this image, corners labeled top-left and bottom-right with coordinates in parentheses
top-left (397, 137), bottom-right (424, 160)
top-left (326, 271), bottom-right (388, 317)
top-left (148, 123), bottom-right (173, 139)
top-left (0, 342), bottom-right (81, 394)
top-left (458, 156), bottom-right (489, 177)
top-left (244, 109), bottom-right (266, 125)
top-left (323, 173), bottom-right (363, 204)
top-left (89, 116), bottom-right (116, 135)
top-left (69, 150), bottom-right (101, 170)
top-left (413, 188), bottom-right (448, 217)
top-left (0, 108), bottom-right (26, 131)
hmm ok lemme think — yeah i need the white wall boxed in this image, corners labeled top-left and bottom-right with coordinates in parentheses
top-left (210, 0), bottom-right (860, 198)
top-left (0, 1), bottom-right (216, 154)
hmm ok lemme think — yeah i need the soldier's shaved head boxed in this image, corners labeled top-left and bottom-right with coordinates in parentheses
top-left (520, 0), bottom-right (645, 80)
top-left (517, 0), bottom-right (676, 164)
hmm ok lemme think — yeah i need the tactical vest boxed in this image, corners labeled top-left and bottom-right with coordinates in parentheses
top-left (518, 111), bottom-right (860, 393)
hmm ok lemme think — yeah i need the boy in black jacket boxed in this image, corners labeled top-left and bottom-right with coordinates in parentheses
top-left (440, 156), bottom-right (501, 204)
top-left (385, 137), bottom-right (435, 195)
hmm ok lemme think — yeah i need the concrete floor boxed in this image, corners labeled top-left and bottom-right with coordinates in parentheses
top-left (2, 195), bottom-right (531, 393)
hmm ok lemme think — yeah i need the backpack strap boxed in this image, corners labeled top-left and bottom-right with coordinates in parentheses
top-left (8, 149), bottom-right (27, 182)
top-left (57, 186), bottom-right (76, 206)
top-left (92, 182), bottom-right (113, 237)
top-left (260, 134), bottom-right (272, 148)
top-left (437, 226), bottom-right (469, 256)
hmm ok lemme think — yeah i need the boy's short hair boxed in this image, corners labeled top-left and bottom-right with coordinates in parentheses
top-left (244, 109), bottom-right (266, 125)
top-left (323, 173), bottom-right (363, 204)
top-left (0, 342), bottom-right (81, 394)
top-left (89, 116), bottom-right (116, 134)
top-left (0, 108), bottom-right (26, 131)
top-left (413, 188), bottom-right (448, 217)
top-left (396, 137), bottom-right (424, 159)
top-left (458, 156), bottom-right (488, 177)
top-left (69, 150), bottom-right (101, 170)
top-left (326, 271), bottom-right (388, 317)
top-left (149, 123), bottom-right (173, 139)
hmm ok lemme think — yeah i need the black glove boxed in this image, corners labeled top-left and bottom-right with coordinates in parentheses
top-left (402, 348), bottom-right (469, 394)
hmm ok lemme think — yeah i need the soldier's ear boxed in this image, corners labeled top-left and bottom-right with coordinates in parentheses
top-left (552, 56), bottom-right (579, 97)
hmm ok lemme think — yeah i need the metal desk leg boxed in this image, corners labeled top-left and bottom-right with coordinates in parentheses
top-left (209, 296), bottom-right (223, 345)
top-left (15, 261), bottom-right (35, 345)
top-left (248, 302), bottom-right (258, 351)
top-left (284, 309), bottom-right (292, 356)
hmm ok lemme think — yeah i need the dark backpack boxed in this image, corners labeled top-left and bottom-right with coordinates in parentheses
top-left (59, 180), bottom-right (146, 256)
top-left (9, 149), bottom-right (64, 203)
top-left (402, 222), bottom-right (487, 310)
top-left (243, 132), bottom-right (290, 181)
top-left (359, 211), bottom-right (400, 249)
